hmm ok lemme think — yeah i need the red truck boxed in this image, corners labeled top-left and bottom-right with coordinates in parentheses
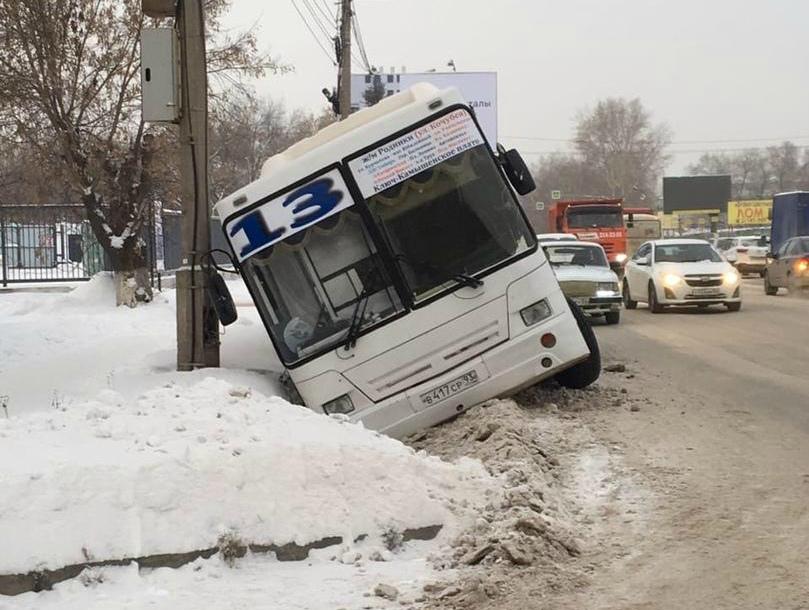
top-left (547, 198), bottom-right (628, 271)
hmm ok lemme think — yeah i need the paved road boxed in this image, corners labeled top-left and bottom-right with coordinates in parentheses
top-left (600, 278), bottom-right (809, 431)
top-left (567, 279), bottom-right (809, 609)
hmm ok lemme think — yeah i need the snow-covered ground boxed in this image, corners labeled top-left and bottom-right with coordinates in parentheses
top-left (0, 276), bottom-right (496, 608)
top-left (0, 274), bottom-right (282, 417)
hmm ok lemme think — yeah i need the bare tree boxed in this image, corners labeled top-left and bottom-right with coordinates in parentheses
top-left (0, 0), bottom-right (274, 305)
top-left (208, 96), bottom-right (335, 203)
top-left (688, 142), bottom-right (809, 199)
top-left (574, 98), bottom-right (671, 203)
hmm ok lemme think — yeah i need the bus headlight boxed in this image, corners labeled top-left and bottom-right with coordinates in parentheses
top-left (723, 271), bottom-right (740, 285)
top-left (520, 299), bottom-right (552, 326)
top-left (615, 253), bottom-right (627, 264)
top-left (663, 273), bottom-right (682, 287)
top-left (322, 394), bottom-right (354, 415)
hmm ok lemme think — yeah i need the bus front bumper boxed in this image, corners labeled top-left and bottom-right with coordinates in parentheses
top-left (350, 308), bottom-right (590, 439)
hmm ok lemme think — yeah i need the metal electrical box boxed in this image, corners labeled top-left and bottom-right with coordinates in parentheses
top-left (141, 27), bottom-right (180, 123)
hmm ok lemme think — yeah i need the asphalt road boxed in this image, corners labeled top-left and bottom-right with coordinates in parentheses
top-left (599, 278), bottom-right (809, 431)
top-left (568, 278), bottom-right (809, 609)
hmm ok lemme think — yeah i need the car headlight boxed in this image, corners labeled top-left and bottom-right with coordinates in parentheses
top-left (520, 299), bottom-right (552, 326)
top-left (663, 274), bottom-right (682, 287)
top-left (596, 282), bottom-right (619, 297)
top-left (614, 253), bottom-right (627, 264)
top-left (723, 270), bottom-right (740, 285)
top-left (322, 394), bottom-right (354, 415)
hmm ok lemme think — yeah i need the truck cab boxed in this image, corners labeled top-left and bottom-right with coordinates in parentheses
top-left (214, 84), bottom-right (599, 439)
top-left (548, 198), bottom-right (628, 271)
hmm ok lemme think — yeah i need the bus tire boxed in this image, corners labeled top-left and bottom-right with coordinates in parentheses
top-left (556, 297), bottom-right (601, 389)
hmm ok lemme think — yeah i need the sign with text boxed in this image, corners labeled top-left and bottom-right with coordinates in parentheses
top-left (348, 109), bottom-right (485, 198)
top-left (727, 200), bottom-right (772, 226)
top-left (351, 71), bottom-right (497, 146)
top-left (224, 168), bottom-right (355, 262)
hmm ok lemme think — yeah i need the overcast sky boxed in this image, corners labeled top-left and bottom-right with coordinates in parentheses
top-left (223, 0), bottom-right (809, 174)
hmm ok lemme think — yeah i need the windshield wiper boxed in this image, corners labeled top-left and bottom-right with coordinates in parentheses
top-left (343, 288), bottom-right (371, 351)
top-left (393, 254), bottom-right (483, 289)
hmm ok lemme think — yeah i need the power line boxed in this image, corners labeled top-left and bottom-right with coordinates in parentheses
top-left (312, 0), bottom-right (337, 26)
top-left (290, 0), bottom-right (336, 65)
top-left (517, 144), bottom-right (809, 157)
top-left (351, 6), bottom-right (372, 72)
top-left (503, 134), bottom-right (809, 145)
top-left (301, 0), bottom-right (335, 41)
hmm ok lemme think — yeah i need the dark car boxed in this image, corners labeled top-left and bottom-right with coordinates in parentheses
top-left (764, 236), bottom-right (809, 295)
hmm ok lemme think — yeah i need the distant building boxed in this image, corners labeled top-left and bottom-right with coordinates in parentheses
top-left (350, 70), bottom-right (498, 146)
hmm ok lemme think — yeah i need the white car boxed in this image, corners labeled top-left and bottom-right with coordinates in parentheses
top-left (715, 235), bottom-right (769, 275)
top-left (541, 240), bottom-right (623, 324)
top-left (622, 239), bottom-right (742, 313)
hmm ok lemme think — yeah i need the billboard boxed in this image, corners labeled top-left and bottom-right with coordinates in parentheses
top-left (727, 199), bottom-right (772, 226)
top-left (663, 175), bottom-right (731, 213)
top-left (351, 71), bottom-right (497, 146)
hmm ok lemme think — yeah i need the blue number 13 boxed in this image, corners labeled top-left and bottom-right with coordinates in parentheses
top-left (230, 177), bottom-right (344, 259)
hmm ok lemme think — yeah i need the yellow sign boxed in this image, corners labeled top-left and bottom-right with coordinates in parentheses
top-left (727, 200), bottom-right (772, 226)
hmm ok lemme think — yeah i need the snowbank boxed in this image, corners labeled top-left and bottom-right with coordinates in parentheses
top-left (0, 274), bottom-right (282, 417)
top-left (0, 378), bottom-right (492, 575)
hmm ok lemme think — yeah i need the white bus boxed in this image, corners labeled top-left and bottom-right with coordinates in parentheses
top-left (214, 84), bottom-right (599, 439)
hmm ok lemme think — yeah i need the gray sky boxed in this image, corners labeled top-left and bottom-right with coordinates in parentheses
top-left (223, 0), bottom-right (809, 174)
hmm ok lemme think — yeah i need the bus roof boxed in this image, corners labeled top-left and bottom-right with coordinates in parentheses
top-left (214, 83), bottom-right (467, 223)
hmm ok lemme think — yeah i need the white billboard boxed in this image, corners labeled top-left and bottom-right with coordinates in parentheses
top-left (351, 71), bottom-right (498, 147)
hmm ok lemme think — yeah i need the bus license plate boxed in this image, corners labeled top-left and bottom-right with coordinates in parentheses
top-left (692, 287), bottom-right (720, 296)
top-left (420, 371), bottom-right (479, 407)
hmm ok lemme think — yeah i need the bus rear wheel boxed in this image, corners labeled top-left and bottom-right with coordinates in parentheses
top-left (555, 297), bottom-right (601, 389)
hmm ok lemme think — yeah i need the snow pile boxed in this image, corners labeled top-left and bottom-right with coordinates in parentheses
top-left (0, 274), bottom-right (281, 417)
top-left (0, 378), bottom-right (493, 576)
top-left (408, 399), bottom-right (582, 605)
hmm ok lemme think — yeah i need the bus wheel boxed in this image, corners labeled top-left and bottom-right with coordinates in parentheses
top-left (556, 297), bottom-right (601, 389)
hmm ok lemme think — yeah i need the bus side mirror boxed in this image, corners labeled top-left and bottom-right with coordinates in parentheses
top-left (497, 146), bottom-right (536, 195)
top-left (207, 271), bottom-right (238, 326)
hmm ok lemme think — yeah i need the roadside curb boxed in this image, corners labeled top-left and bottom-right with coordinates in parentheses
top-left (0, 525), bottom-right (442, 597)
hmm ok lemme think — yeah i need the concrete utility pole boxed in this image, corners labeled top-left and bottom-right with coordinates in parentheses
top-left (141, 0), bottom-right (219, 370)
top-left (338, 0), bottom-right (352, 120)
top-left (175, 0), bottom-right (219, 370)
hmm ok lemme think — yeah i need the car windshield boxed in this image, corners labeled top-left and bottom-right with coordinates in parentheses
top-left (240, 208), bottom-right (404, 365)
top-left (738, 237), bottom-right (762, 247)
top-left (655, 243), bottom-right (722, 263)
top-left (543, 244), bottom-right (608, 268)
top-left (361, 135), bottom-right (535, 303)
top-left (567, 208), bottom-right (623, 229)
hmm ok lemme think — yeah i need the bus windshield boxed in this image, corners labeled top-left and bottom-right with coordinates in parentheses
top-left (240, 208), bottom-right (404, 365)
top-left (364, 144), bottom-right (535, 302)
top-left (567, 207), bottom-right (623, 229)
